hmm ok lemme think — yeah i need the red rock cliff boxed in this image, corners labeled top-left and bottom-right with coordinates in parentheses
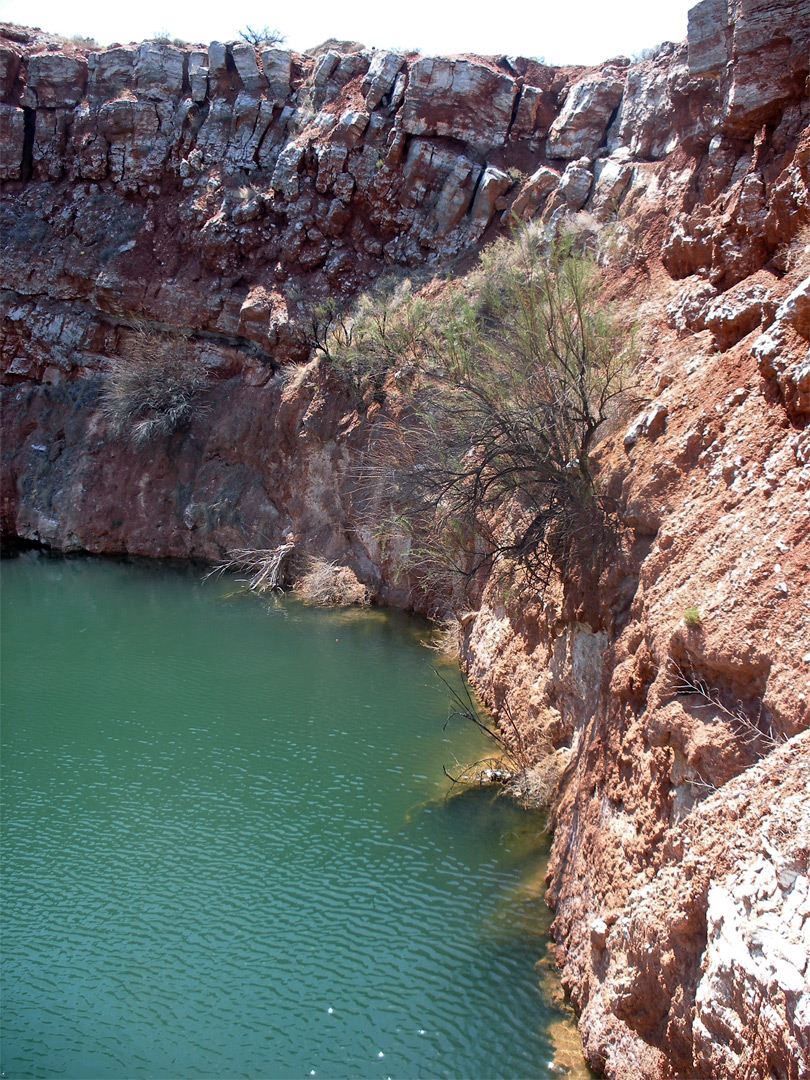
top-left (1, 1), bottom-right (809, 1075)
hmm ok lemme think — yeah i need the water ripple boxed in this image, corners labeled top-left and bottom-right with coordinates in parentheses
top-left (1, 555), bottom-right (583, 1080)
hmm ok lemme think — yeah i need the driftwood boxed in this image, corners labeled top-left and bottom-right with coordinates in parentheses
top-left (207, 543), bottom-right (295, 594)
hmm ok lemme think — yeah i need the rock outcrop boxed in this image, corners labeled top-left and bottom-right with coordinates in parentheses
top-left (1, 2), bottom-right (809, 1077)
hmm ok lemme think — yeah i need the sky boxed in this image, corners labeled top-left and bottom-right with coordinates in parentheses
top-left (0, 0), bottom-right (698, 66)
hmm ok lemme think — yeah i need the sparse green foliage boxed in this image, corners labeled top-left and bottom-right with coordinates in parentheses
top-left (342, 224), bottom-right (636, 601)
top-left (306, 276), bottom-right (427, 398)
top-left (683, 607), bottom-right (703, 627)
top-left (100, 328), bottom-right (209, 444)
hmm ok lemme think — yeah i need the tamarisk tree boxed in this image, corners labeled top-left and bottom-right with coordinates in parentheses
top-left (320, 225), bottom-right (636, 603)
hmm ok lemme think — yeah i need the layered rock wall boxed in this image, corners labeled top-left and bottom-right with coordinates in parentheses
top-left (2, 3), bottom-right (809, 1077)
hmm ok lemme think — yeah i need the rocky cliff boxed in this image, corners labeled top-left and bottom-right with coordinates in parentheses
top-left (1, 1), bottom-right (809, 1076)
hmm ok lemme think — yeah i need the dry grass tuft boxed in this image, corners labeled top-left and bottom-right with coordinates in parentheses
top-left (508, 748), bottom-right (570, 809)
top-left (100, 328), bottom-right (208, 444)
top-left (294, 557), bottom-right (370, 607)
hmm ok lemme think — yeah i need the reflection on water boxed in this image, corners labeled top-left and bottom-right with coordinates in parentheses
top-left (1, 552), bottom-right (589, 1080)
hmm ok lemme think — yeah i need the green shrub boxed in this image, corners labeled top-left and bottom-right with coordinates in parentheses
top-left (348, 224), bottom-right (637, 599)
top-left (683, 607), bottom-right (703, 627)
top-left (306, 273), bottom-right (426, 398)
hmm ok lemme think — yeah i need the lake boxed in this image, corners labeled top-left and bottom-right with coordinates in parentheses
top-left (1, 551), bottom-right (587, 1079)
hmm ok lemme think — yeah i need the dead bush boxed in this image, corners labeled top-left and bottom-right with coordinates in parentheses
top-left (507, 748), bottom-right (570, 810)
top-left (293, 557), bottom-right (370, 607)
top-left (208, 543), bottom-right (295, 594)
top-left (423, 618), bottom-right (462, 661)
top-left (100, 328), bottom-right (208, 444)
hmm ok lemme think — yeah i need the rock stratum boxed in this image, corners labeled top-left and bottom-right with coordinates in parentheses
top-left (1, 1), bottom-right (809, 1076)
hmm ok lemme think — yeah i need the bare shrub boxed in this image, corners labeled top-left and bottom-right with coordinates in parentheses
top-left (293, 557), bottom-right (370, 607)
top-left (439, 676), bottom-right (537, 787)
top-left (239, 25), bottom-right (286, 47)
top-left (508, 748), bottom-right (570, 809)
top-left (668, 661), bottom-right (784, 752)
top-left (100, 328), bottom-right (208, 444)
top-left (423, 618), bottom-right (462, 661)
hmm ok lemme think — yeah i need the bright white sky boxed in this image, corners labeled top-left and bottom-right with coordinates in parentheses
top-left (0, 0), bottom-right (698, 66)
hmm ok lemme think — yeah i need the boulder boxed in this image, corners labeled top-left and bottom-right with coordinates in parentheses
top-left (88, 47), bottom-right (136, 100)
top-left (362, 50), bottom-right (404, 110)
top-left (624, 403), bottom-right (668, 449)
top-left (752, 275), bottom-right (810, 418)
top-left (470, 166), bottom-right (511, 231)
top-left (261, 48), bottom-right (292, 103)
top-left (687, 0), bottom-right (729, 76)
top-left (510, 83), bottom-right (556, 140)
top-left (238, 285), bottom-right (275, 344)
top-left (0, 104), bottom-right (24, 180)
top-left (332, 52), bottom-right (370, 90)
top-left (546, 74), bottom-right (624, 159)
top-left (134, 42), bottom-right (184, 99)
top-left (315, 144), bottom-right (349, 194)
top-left (590, 157), bottom-right (634, 220)
top-left (73, 103), bottom-right (110, 180)
top-left (195, 98), bottom-right (236, 164)
top-left (433, 157), bottom-right (480, 233)
top-left (665, 279), bottom-right (717, 336)
top-left (0, 45), bottom-right (22, 97)
top-left (399, 137), bottom-right (463, 208)
top-left (687, 0), bottom-right (810, 138)
top-left (225, 93), bottom-right (275, 172)
top-left (231, 42), bottom-right (263, 91)
top-left (606, 64), bottom-right (679, 161)
top-left (559, 159), bottom-right (593, 209)
top-left (271, 140), bottom-right (306, 200)
top-left (188, 51), bottom-right (209, 103)
top-left (704, 279), bottom-right (773, 349)
top-left (312, 50), bottom-right (340, 88)
top-left (208, 42), bottom-right (229, 84)
top-left (503, 166), bottom-right (559, 222)
top-left (333, 109), bottom-right (369, 148)
top-left (322, 198), bottom-right (352, 237)
top-left (97, 98), bottom-right (166, 184)
top-left (32, 107), bottom-right (69, 181)
top-left (398, 58), bottom-right (518, 152)
top-left (25, 53), bottom-right (87, 108)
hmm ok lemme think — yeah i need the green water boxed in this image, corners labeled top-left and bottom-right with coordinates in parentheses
top-left (1, 552), bottom-right (585, 1080)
